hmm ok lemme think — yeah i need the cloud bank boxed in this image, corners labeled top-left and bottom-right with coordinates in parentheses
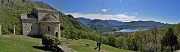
top-left (66, 13), bottom-right (136, 22)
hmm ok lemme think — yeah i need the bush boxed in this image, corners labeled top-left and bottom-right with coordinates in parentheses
top-left (115, 36), bottom-right (128, 49)
top-left (42, 34), bottom-right (61, 51)
top-left (107, 34), bottom-right (116, 47)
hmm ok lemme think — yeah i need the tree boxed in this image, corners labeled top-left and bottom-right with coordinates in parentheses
top-left (151, 26), bottom-right (158, 43)
top-left (127, 31), bottom-right (141, 51)
top-left (42, 34), bottom-right (61, 51)
top-left (65, 28), bottom-right (79, 40)
top-left (101, 37), bottom-right (107, 44)
top-left (151, 26), bottom-right (158, 51)
top-left (161, 28), bottom-right (178, 52)
top-left (115, 36), bottom-right (127, 49)
top-left (107, 34), bottom-right (116, 47)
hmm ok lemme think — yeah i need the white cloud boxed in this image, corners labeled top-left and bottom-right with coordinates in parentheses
top-left (101, 9), bottom-right (108, 12)
top-left (66, 13), bottom-right (136, 22)
top-left (133, 12), bottom-right (138, 15)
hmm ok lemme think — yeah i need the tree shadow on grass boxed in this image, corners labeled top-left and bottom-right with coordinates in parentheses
top-left (28, 35), bottom-right (42, 39)
top-left (32, 46), bottom-right (52, 51)
top-left (33, 46), bottom-right (64, 52)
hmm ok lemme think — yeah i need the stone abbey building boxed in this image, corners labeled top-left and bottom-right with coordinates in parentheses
top-left (21, 7), bottom-right (60, 38)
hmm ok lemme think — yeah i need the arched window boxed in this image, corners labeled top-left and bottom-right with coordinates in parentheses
top-left (48, 27), bottom-right (50, 31)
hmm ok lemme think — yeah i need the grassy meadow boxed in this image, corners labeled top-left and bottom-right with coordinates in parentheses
top-left (63, 38), bottom-right (134, 52)
top-left (0, 35), bottom-right (134, 52)
top-left (0, 35), bottom-right (46, 52)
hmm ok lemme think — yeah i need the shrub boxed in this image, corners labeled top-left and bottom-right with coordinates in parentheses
top-left (107, 34), bottom-right (116, 47)
top-left (42, 34), bottom-right (61, 51)
top-left (115, 36), bottom-right (128, 49)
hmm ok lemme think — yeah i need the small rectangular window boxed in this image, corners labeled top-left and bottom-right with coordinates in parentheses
top-left (48, 27), bottom-right (50, 31)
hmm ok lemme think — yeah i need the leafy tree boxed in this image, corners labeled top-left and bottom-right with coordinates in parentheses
top-left (61, 29), bottom-right (70, 38)
top-left (42, 34), bottom-right (61, 51)
top-left (127, 33), bottom-right (139, 51)
top-left (115, 36), bottom-right (127, 49)
top-left (101, 36), bottom-right (107, 44)
top-left (80, 31), bottom-right (88, 39)
top-left (151, 26), bottom-right (158, 43)
top-left (107, 34), bottom-right (116, 47)
top-left (151, 26), bottom-right (158, 52)
top-left (68, 28), bottom-right (79, 40)
top-left (161, 28), bottom-right (178, 52)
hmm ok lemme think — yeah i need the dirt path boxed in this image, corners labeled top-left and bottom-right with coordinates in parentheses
top-left (58, 45), bottom-right (76, 52)
top-left (175, 50), bottom-right (180, 52)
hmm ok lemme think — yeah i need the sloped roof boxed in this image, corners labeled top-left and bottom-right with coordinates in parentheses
top-left (21, 14), bottom-right (37, 19)
top-left (40, 13), bottom-right (59, 22)
top-left (33, 7), bottom-right (58, 13)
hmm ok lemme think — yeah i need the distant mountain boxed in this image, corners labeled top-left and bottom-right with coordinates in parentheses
top-left (76, 17), bottom-right (124, 26)
top-left (87, 19), bottom-right (115, 33)
top-left (76, 17), bottom-right (121, 33)
top-left (104, 20), bottom-right (124, 26)
top-left (122, 21), bottom-right (169, 28)
top-left (76, 17), bottom-right (170, 33)
top-left (76, 17), bottom-right (91, 25)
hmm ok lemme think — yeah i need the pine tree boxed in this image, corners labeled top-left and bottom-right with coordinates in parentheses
top-left (161, 28), bottom-right (178, 52)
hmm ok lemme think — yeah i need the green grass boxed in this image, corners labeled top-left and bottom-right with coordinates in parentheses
top-left (0, 35), bottom-right (46, 52)
top-left (0, 35), bottom-right (134, 52)
top-left (64, 39), bottom-right (134, 52)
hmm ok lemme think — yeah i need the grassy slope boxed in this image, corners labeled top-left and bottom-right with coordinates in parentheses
top-left (0, 1), bottom-right (53, 34)
top-left (0, 1), bottom-right (134, 52)
top-left (64, 39), bottom-right (134, 52)
top-left (88, 20), bottom-right (115, 33)
top-left (0, 35), bottom-right (45, 52)
top-left (0, 35), bottom-right (133, 52)
top-left (0, 0), bottom-right (95, 35)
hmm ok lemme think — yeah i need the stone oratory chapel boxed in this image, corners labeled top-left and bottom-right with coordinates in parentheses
top-left (21, 7), bottom-right (60, 38)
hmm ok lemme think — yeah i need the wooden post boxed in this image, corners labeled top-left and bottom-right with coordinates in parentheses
top-left (0, 25), bottom-right (1, 35)
top-left (13, 25), bottom-right (15, 35)
top-left (58, 24), bottom-right (60, 38)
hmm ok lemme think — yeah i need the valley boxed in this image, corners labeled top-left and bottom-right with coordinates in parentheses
top-left (0, 0), bottom-right (180, 52)
top-left (76, 17), bottom-right (170, 35)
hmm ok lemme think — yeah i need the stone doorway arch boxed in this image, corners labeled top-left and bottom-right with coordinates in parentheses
top-left (55, 32), bottom-right (58, 37)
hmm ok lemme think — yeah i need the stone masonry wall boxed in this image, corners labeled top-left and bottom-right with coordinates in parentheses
top-left (22, 19), bottom-right (38, 35)
top-left (39, 22), bottom-right (60, 37)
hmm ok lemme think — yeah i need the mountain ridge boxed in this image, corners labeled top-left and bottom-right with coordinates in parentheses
top-left (76, 17), bottom-right (170, 33)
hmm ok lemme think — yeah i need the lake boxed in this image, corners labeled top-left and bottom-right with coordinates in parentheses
top-left (115, 28), bottom-right (149, 32)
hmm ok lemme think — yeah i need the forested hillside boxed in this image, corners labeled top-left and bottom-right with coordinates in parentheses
top-left (0, 0), bottom-right (96, 35)
top-left (1, 0), bottom-right (180, 52)
top-left (87, 19), bottom-right (115, 33)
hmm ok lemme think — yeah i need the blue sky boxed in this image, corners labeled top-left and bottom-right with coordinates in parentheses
top-left (33, 0), bottom-right (180, 24)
